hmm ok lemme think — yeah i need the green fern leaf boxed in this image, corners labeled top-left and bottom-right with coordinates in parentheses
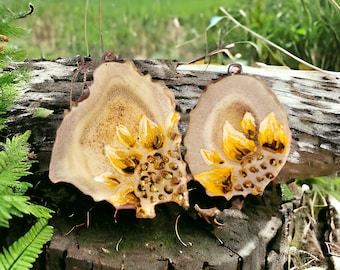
top-left (0, 131), bottom-right (33, 182)
top-left (0, 218), bottom-right (54, 270)
top-left (0, 179), bottom-right (31, 194)
top-left (0, 205), bottom-right (22, 227)
top-left (24, 203), bottom-right (53, 220)
top-left (0, 6), bottom-right (54, 269)
top-left (0, 72), bottom-right (19, 96)
top-left (0, 131), bottom-right (54, 227)
top-left (0, 4), bottom-right (27, 36)
top-left (0, 195), bottom-right (28, 227)
top-left (0, 194), bottom-right (53, 227)
top-left (0, 73), bottom-right (19, 127)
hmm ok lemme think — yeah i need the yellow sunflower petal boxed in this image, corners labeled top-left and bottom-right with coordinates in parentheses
top-left (223, 120), bottom-right (257, 161)
top-left (95, 173), bottom-right (139, 206)
top-left (200, 149), bottom-right (224, 166)
top-left (258, 112), bottom-right (289, 154)
top-left (139, 114), bottom-right (166, 150)
top-left (195, 168), bottom-right (234, 196)
top-left (165, 112), bottom-right (180, 141)
top-left (105, 146), bottom-right (142, 175)
top-left (240, 112), bottom-right (256, 139)
top-left (94, 172), bottom-right (121, 189)
top-left (107, 181), bottom-right (138, 206)
top-left (116, 124), bottom-right (136, 147)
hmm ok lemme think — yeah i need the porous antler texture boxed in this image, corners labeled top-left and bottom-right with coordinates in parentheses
top-left (49, 61), bottom-right (189, 218)
top-left (184, 75), bottom-right (291, 200)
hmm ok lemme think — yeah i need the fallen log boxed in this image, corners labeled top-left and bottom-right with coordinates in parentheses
top-left (4, 59), bottom-right (340, 180)
top-left (1, 59), bottom-right (339, 269)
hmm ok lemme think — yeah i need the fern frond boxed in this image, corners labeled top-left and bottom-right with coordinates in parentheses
top-left (0, 200), bottom-right (24, 227)
top-left (0, 194), bottom-right (53, 227)
top-left (0, 218), bottom-right (54, 270)
top-left (0, 43), bottom-right (27, 63)
top-left (0, 179), bottom-right (31, 194)
top-left (0, 131), bottom-right (33, 182)
top-left (0, 73), bottom-right (19, 119)
top-left (0, 195), bottom-right (30, 227)
top-left (0, 22), bottom-right (27, 38)
top-left (0, 68), bottom-right (30, 131)
top-left (0, 5), bottom-right (27, 36)
top-left (24, 203), bottom-right (53, 220)
top-left (0, 5), bottom-right (54, 269)
top-left (0, 131), bottom-right (53, 227)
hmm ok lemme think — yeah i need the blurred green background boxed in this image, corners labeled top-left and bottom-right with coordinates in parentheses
top-left (2, 0), bottom-right (340, 70)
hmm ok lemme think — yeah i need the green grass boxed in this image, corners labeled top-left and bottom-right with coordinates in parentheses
top-left (216, 0), bottom-right (340, 70)
top-left (2, 0), bottom-right (339, 70)
top-left (3, 0), bottom-right (233, 61)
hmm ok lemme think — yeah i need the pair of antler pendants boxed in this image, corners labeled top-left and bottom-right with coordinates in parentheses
top-left (49, 60), bottom-right (291, 219)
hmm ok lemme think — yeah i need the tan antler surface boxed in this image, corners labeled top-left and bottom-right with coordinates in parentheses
top-left (49, 61), bottom-right (189, 218)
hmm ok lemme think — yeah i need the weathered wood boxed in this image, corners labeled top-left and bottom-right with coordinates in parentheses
top-left (3, 59), bottom-right (340, 180)
top-left (2, 59), bottom-right (339, 269)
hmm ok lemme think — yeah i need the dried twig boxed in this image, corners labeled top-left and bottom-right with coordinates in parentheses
top-left (64, 222), bottom-right (86, 236)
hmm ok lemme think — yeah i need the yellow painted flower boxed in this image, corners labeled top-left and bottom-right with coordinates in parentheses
top-left (195, 111), bottom-right (290, 200)
top-left (195, 168), bottom-right (234, 197)
top-left (258, 112), bottom-right (288, 154)
top-left (200, 149), bottom-right (225, 166)
top-left (138, 115), bottom-right (166, 150)
top-left (116, 124), bottom-right (136, 147)
top-left (95, 112), bottom-right (189, 218)
top-left (105, 147), bottom-right (142, 175)
top-left (222, 119), bottom-right (257, 161)
top-left (240, 112), bottom-right (256, 139)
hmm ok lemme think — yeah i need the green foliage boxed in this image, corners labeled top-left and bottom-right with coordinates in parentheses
top-left (3, 0), bottom-right (338, 70)
top-left (0, 73), bottom-right (18, 131)
top-left (0, 3), bottom-right (29, 125)
top-left (2, 0), bottom-right (231, 60)
top-left (280, 183), bottom-right (295, 201)
top-left (32, 107), bottom-right (54, 119)
top-left (0, 5), bottom-right (27, 37)
top-left (0, 131), bottom-right (54, 269)
top-left (2, 0), bottom-right (339, 70)
top-left (0, 5), bottom-right (53, 269)
top-left (0, 4), bottom-right (28, 66)
top-left (0, 131), bottom-right (32, 183)
top-left (208, 0), bottom-right (340, 70)
top-left (0, 131), bottom-right (53, 227)
top-left (280, 175), bottom-right (340, 204)
top-left (0, 68), bottom-right (30, 132)
top-left (296, 175), bottom-right (340, 201)
top-left (0, 218), bottom-right (53, 270)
